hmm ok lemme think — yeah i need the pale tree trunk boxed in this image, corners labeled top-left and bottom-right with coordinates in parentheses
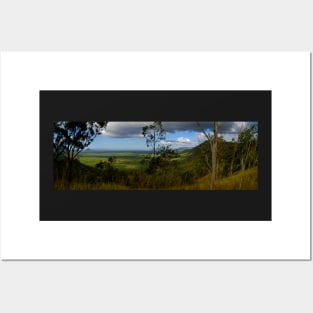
top-left (229, 141), bottom-right (238, 176)
top-left (241, 140), bottom-right (251, 171)
top-left (241, 157), bottom-right (245, 171)
top-left (210, 121), bottom-right (218, 190)
top-left (153, 129), bottom-right (156, 156)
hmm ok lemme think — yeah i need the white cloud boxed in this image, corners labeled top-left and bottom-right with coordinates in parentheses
top-left (195, 133), bottom-right (207, 143)
top-left (177, 137), bottom-right (191, 143)
top-left (160, 140), bottom-right (173, 146)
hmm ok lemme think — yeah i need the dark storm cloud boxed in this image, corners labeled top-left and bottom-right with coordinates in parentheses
top-left (102, 122), bottom-right (150, 138)
top-left (162, 121), bottom-right (257, 134)
top-left (102, 121), bottom-right (257, 138)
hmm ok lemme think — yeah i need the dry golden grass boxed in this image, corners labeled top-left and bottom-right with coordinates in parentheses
top-left (214, 167), bottom-right (258, 190)
top-left (54, 181), bottom-right (129, 190)
top-left (173, 167), bottom-right (258, 190)
top-left (55, 167), bottom-right (258, 191)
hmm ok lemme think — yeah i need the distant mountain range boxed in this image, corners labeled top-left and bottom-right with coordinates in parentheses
top-left (82, 147), bottom-right (193, 153)
top-left (82, 148), bottom-right (153, 154)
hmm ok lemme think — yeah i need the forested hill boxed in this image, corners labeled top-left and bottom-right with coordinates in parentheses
top-left (181, 138), bottom-right (257, 178)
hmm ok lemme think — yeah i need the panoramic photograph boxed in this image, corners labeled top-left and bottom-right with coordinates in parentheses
top-left (53, 121), bottom-right (258, 190)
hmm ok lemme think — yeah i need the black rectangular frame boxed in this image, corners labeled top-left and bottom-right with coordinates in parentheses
top-left (40, 91), bottom-right (271, 221)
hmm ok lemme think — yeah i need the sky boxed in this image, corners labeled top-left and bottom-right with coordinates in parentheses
top-left (88, 121), bottom-right (257, 151)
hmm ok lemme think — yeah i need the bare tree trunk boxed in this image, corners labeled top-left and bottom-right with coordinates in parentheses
top-left (153, 129), bottom-right (156, 156)
top-left (241, 140), bottom-right (251, 171)
top-left (241, 157), bottom-right (245, 171)
top-left (229, 140), bottom-right (238, 176)
top-left (210, 121), bottom-right (218, 190)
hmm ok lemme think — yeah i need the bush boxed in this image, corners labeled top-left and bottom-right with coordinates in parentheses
top-left (180, 170), bottom-right (196, 184)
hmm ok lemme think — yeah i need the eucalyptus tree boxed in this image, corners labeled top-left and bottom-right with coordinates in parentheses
top-left (142, 121), bottom-right (166, 156)
top-left (53, 121), bottom-right (108, 181)
top-left (197, 121), bottom-right (219, 190)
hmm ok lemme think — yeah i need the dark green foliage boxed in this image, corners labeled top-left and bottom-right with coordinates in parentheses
top-left (180, 170), bottom-right (196, 184)
top-left (54, 157), bottom-right (99, 185)
top-left (53, 121), bottom-right (107, 182)
top-left (159, 145), bottom-right (179, 159)
top-left (237, 124), bottom-right (258, 170)
top-left (53, 121), bottom-right (108, 161)
top-left (95, 157), bottom-right (120, 183)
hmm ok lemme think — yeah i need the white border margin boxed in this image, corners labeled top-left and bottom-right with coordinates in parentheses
top-left (0, 52), bottom-right (310, 260)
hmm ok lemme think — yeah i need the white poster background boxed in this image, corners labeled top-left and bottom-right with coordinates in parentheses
top-left (0, 52), bottom-right (310, 260)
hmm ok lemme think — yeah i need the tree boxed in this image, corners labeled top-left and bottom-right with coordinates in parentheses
top-left (197, 121), bottom-right (218, 190)
top-left (95, 157), bottom-right (118, 183)
top-left (53, 121), bottom-right (108, 181)
top-left (159, 145), bottom-right (179, 159)
top-left (238, 124), bottom-right (258, 171)
top-left (142, 121), bottom-right (166, 156)
top-left (53, 121), bottom-right (108, 161)
top-left (229, 137), bottom-right (238, 176)
top-left (210, 121), bottom-right (218, 190)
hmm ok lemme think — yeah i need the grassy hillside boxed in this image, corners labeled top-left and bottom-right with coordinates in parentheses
top-left (177, 167), bottom-right (258, 190)
top-left (55, 167), bottom-right (257, 190)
